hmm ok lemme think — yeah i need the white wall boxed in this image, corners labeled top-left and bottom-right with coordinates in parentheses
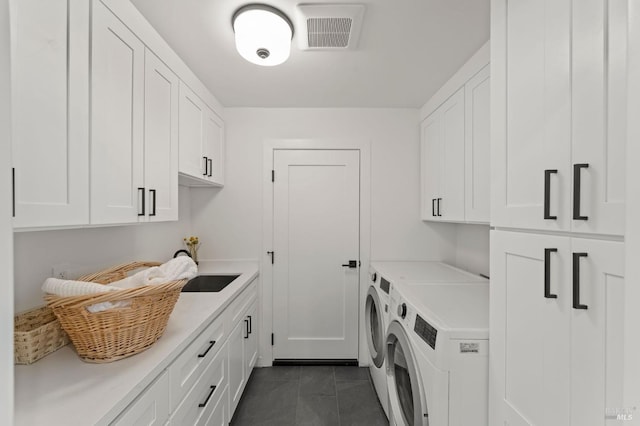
top-left (14, 188), bottom-right (193, 312)
top-left (454, 223), bottom-right (490, 276)
top-left (0, 0), bottom-right (13, 422)
top-left (191, 108), bottom-right (458, 263)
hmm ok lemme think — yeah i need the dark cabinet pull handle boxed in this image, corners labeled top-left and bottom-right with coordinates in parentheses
top-left (342, 260), bottom-right (358, 268)
top-left (544, 169), bottom-right (558, 220)
top-left (244, 319), bottom-right (249, 339)
top-left (203, 156), bottom-right (208, 176)
top-left (197, 340), bottom-right (216, 358)
top-left (248, 315), bottom-right (252, 334)
top-left (138, 187), bottom-right (145, 216)
top-left (208, 158), bottom-right (213, 177)
top-left (432, 198), bottom-right (436, 217)
top-left (544, 248), bottom-right (558, 299)
top-left (198, 385), bottom-right (217, 408)
top-left (572, 252), bottom-right (589, 310)
top-left (149, 189), bottom-right (156, 216)
top-left (12, 168), bottom-right (15, 217)
top-left (437, 198), bottom-right (442, 216)
top-left (573, 164), bottom-right (589, 220)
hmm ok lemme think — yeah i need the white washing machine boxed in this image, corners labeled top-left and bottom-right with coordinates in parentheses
top-left (385, 282), bottom-right (489, 426)
top-left (365, 266), bottom-right (392, 418)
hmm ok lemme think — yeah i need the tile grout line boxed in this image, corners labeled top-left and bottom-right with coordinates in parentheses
top-left (334, 366), bottom-right (342, 426)
top-left (294, 366), bottom-right (301, 425)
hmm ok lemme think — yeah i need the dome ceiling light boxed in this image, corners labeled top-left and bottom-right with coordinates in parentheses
top-left (232, 4), bottom-right (294, 66)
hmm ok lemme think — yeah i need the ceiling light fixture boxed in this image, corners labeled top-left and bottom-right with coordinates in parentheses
top-left (232, 4), bottom-right (294, 66)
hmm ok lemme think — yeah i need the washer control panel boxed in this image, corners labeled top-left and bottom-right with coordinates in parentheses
top-left (414, 314), bottom-right (437, 349)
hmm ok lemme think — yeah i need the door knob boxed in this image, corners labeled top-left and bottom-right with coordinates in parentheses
top-left (342, 260), bottom-right (358, 268)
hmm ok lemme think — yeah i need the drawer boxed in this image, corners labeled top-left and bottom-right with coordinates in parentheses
top-left (225, 279), bottom-right (258, 333)
top-left (169, 341), bottom-right (227, 426)
top-left (169, 315), bottom-right (225, 410)
top-left (112, 371), bottom-right (169, 426)
top-left (202, 385), bottom-right (228, 426)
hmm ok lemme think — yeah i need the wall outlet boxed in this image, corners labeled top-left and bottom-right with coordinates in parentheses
top-left (51, 266), bottom-right (68, 280)
top-left (51, 263), bottom-right (78, 280)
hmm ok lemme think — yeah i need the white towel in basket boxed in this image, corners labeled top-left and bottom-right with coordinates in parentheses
top-left (110, 256), bottom-right (198, 289)
top-left (42, 278), bottom-right (117, 297)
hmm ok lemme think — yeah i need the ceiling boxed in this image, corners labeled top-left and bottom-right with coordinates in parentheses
top-left (129, 0), bottom-right (490, 108)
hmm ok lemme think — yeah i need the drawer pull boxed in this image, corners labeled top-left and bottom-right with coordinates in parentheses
top-left (248, 315), bottom-right (252, 334)
top-left (244, 319), bottom-right (249, 339)
top-left (198, 385), bottom-right (217, 408)
top-left (197, 340), bottom-right (216, 358)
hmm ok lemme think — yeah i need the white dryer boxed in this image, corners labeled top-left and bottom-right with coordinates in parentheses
top-left (385, 282), bottom-right (489, 426)
top-left (365, 266), bottom-right (392, 418)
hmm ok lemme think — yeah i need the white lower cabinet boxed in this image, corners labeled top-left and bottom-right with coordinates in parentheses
top-left (244, 301), bottom-right (259, 376)
top-left (110, 279), bottom-right (258, 425)
top-left (169, 341), bottom-right (227, 426)
top-left (228, 316), bottom-right (247, 415)
top-left (490, 230), bottom-right (625, 425)
top-left (227, 281), bottom-right (258, 416)
top-left (169, 315), bottom-right (225, 411)
top-left (112, 371), bottom-right (170, 426)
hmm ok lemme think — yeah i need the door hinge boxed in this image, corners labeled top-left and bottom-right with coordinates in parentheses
top-left (11, 167), bottom-right (15, 217)
top-left (271, 170), bottom-right (275, 182)
top-left (271, 333), bottom-right (274, 346)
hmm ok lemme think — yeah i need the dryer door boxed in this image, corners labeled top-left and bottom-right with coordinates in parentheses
top-left (365, 286), bottom-right (385, 367)
top-left (386, 321), bottom-right (428, 426)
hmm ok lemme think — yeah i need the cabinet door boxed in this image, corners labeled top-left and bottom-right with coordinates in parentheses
top-left (569, 238), bottom-right (624, 425)
top-left (227, 318), bottom-right (246, 416)
top-left (570, 0), bottom-right (626, 236)
top-left (439, 87), bottom-right (465, 221)
top-left (113, 371), bottom-right (170, 426)
top-left (91, 1), bottom-right (144, 224)
top-left (490, 230), bottom-right (571, 426)
top-left (492, 0), bottom-right (571, 231)
top-left (421, 113), bottom-right (441, 220)
top-left (243, 301), bottom-right (258, 378)
top-left (10, 0), bottom-right (89, 228)
top-left (464, 65), bottom-right (490, 223)
top-left (144, 49), bottom-right (179, 222)
top-left (204, 107), bottom-right (225, 186)
top-left (178, 82), bottom-right (206, 180)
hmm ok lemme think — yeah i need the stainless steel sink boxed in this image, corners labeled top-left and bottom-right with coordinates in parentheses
top-left (181, 274), bottom-right (241, 292)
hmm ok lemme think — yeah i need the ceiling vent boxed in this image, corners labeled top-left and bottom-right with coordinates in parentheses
top-left (296, 4), bottom-right (365, 50)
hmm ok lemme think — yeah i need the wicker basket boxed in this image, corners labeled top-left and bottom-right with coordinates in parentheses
top-left (45, 261), bottom-right (187, 363)
top-left (14, 305), bottom-right (70, 364)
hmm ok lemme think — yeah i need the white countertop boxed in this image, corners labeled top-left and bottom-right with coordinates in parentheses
top-left (14, 260), bottom-right (259, 426)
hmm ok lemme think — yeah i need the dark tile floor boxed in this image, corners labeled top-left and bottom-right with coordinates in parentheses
top-left (231, 366), bottom-right (389, 426)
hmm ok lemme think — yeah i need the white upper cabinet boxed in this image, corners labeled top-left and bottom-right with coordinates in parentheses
top-left (9, 0), bottom-right (225, 229)
top-left (90, 1), bottom-right (145, 225)
top-left (144, 49), bottom-right (179, 222)
top-left (178, 81), bottom-right (225, 187)
top-left (10, 0), bottom-right (89, 228)
top-left (492, 0), bottom-right (626, 236)
top-left (420, 44), bottom-right (490, 224)
top-left (421, 88), bottom-right (466, 222)
top-left (464, 65), bottom-right (491, 223)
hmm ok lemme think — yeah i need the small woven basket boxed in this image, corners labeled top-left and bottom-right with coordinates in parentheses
top-left (45, 261), bottom-right (187, 363)
top-left (14, 305), bottom-right (70, 364)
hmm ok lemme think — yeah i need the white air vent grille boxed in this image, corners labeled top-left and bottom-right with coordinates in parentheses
top-left (296, 4), bottom-right (365, 51)
top-left (307, 17), bottom-right (352, 48)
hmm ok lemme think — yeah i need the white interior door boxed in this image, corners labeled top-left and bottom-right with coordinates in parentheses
top-left (272, 149), bottom-right (360, 360)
